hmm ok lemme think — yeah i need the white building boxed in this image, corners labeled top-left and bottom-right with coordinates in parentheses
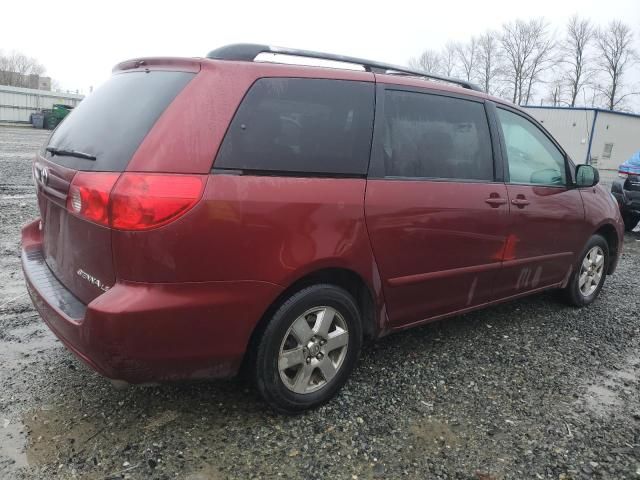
top-left (0, 84), bottom-right (83, 123)
top-left (523, 106), bottom-right (640, 171)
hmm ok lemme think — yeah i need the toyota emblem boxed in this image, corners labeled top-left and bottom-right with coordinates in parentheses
top-left (41, 167), bottom-right (49, 186)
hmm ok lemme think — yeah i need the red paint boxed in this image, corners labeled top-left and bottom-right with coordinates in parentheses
top-left (37, 159), bottom-right (116, 305)
top-left (365, 180), bottom-right (509, 325)
top-left (492, 185), bottom-right (588, 298)
top-left (126, 61), bottom-right (374, 174)
top-left (21, 54), bottom-right (625, 384)
top-left (580, 183), bottom-right (625, 269)
top-left (496, 233), bottom-right (519, 261)
top-left (23, 218), bottom-right (281, 382)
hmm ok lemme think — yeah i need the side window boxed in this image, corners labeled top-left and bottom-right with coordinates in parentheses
top-left (215, 78), bottom-right (374, 175)
top-left (379, 90), bottom-right (494, 181)
top-left (497, 108), bottom-right (567, 186)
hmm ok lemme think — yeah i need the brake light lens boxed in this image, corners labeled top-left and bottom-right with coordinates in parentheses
top-left (67, 173), bottom-right (120, 227)
top-left (110, 174), bottom-right (205, 230)
top-left (618, 170), bottom-right (628, 179)
top-left (66, 172), bottom-right (206, 230)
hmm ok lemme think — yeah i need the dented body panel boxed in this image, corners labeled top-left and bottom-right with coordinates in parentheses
top-left (492, 185), bottom-right (587, 299)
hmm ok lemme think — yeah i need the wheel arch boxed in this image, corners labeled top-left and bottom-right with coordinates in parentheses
top-left (594, 223), bottom-right (619, 274)
top-left (240, 267), bottom-right (379, 377)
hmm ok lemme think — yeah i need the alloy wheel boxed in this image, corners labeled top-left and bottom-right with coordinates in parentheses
top-left (578, 246), bottom-right (605, 297)
top-left (278, 306), bottom-right (349, 394)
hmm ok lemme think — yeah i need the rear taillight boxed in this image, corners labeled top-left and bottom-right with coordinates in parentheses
top-left (618, 170), bottom-right (628, 179)
top-left (110, 174), bottom-right (205, 230)
top-left (66, 172), bottom-right (205, 230)
top-left (67, 173), bottom-right (120, 227)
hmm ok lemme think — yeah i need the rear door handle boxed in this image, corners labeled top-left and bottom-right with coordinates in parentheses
top-left (485, 196), bottom-right (507, 207)
top-left (511, 198), bottom-right (530, 207)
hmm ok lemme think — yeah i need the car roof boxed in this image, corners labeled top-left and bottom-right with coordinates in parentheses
top-left (206, 43), bottom-right (483, 91)
top-left (114, 48), bottom-right (516, 111)
top-left (202, 43), bottom-right (513, 108)
top-left (200, 56), bottom-right (513, 105)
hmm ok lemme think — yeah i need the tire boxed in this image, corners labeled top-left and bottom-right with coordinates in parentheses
top-left (563, 234), bottom-right (609, 307)
top-left (254, 284), bottom-right (362, 414)
top-left (622, 211), bottom-right (640, 232)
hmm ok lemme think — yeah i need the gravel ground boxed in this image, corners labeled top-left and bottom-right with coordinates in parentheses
top-left (1, 125), bottom-right (639, 480)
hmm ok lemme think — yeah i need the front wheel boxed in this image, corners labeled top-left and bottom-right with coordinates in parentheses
top-left (254, 284), bottom-right (362, 414)
top-left (563, 235), bottom-right (609, 307)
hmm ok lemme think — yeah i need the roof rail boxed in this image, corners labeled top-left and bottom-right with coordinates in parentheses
top-left (206, 44), bottom-right (484, 92)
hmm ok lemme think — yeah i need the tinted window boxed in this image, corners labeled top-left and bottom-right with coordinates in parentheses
top-left (47, 71), bottom-right (194, 171)
top-left (378, 90), bottom-right (494, 180)
top-left (215, 78), bottom-right (374, 175)
top-left (497, 108), bottom-right (566, 185)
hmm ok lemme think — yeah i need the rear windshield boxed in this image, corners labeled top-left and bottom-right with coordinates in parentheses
top-left (46, 70), bottom-right (194, 171)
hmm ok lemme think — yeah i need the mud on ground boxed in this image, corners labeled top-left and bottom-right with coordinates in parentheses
top-left (1, 126), bottom-right (640, 480)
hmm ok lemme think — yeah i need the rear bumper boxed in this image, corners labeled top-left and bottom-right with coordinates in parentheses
top-left (21, 219), bottom-right (282, 383)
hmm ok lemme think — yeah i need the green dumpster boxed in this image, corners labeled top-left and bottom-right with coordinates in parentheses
top-left (44, 104), bottom-right (74, 130)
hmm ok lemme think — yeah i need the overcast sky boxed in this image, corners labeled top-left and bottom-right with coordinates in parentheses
top-left (1, 0), bottom-right (639, 107)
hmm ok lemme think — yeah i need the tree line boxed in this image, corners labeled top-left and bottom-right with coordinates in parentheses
top-left (0, 50), bottom-right (46, 88)
top-left (408, 16), bottom-right (639, 112)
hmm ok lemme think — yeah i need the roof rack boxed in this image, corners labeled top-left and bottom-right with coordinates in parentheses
top-left (206, 43), bottom-right (484, 92)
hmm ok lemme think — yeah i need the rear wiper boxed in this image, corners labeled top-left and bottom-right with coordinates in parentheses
top-left (46, 147), bottom-right (96, 161)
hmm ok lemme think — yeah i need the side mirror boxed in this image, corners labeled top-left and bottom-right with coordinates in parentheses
top-left (576, 164), bottom-right (599, 187)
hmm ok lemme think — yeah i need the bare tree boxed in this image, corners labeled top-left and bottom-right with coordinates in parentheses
top-left (561, 15), bottom-right (595, 107)
top-left (500, 18), bottom-right (555, 105)
top-left (594, 20), bottom-right (638, 110)
top-left (523, 20), bottom-right (556, 105)
top-left (408, 49), bottom-right (443, 74)
top-left (0, 50), bottom-right (46, 87)
top-left (408, 16), bottom-right (638, 112)
top-left (0, 51), bottom-right (12, 85)
top-left (500, 19), bottom-right (537, 104)
top-left (456, 37), bottom-right (478, 82)
top-left (475, 31), bottom-right (501, 94)
top-left (546, 78), bottom-right (566, 106)
top-left (409, 43), bottom-right (460, 78)
top-left (441, 42), bottom-right (459, 77)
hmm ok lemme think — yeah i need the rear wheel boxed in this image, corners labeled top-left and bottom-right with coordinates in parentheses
top-left (254, 284), bottom-right (362, 414)
top-left (563, 235), bottom-right (609, 307)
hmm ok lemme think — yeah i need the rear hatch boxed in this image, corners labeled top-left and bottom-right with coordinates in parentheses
top-left (34, 66), bottom-right (196, 304)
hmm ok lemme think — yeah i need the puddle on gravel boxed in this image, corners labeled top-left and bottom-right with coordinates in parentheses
top-left (23, 406), bottom-right (103, 468)
top-left (0, 323), bottom-right (59, 365)
top-left (583, 354), bottom-right (640, 416)
top-left (0, 417), bottom-right (28, 470)
top-left (0, 322), bottom-right (63, 472)
top-left (183, 464), bottom-right (224, 480)
top-left (1, 405), bottom-right (106, 477)
top-left (12, 401), bottom-right (234, 479)
top-left (410, 417), bottom-right (461, 452)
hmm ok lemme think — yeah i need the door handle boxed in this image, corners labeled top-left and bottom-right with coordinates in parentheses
top-left (511, 197), bottom-right (530, 207)
top-left (485, 196), bottom-right (507, 207)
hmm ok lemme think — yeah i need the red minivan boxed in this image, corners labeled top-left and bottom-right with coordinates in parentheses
top-left (22, 44), bottom-right (624, 413)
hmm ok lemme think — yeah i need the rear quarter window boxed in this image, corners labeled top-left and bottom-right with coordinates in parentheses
top-left (214, 78), bottom-right (375, 176)
top-left (46, 70), bottom-right (194, 171)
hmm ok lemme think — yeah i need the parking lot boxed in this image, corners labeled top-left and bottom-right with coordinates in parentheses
top-left (1, 125), bottom-right (639, 480)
